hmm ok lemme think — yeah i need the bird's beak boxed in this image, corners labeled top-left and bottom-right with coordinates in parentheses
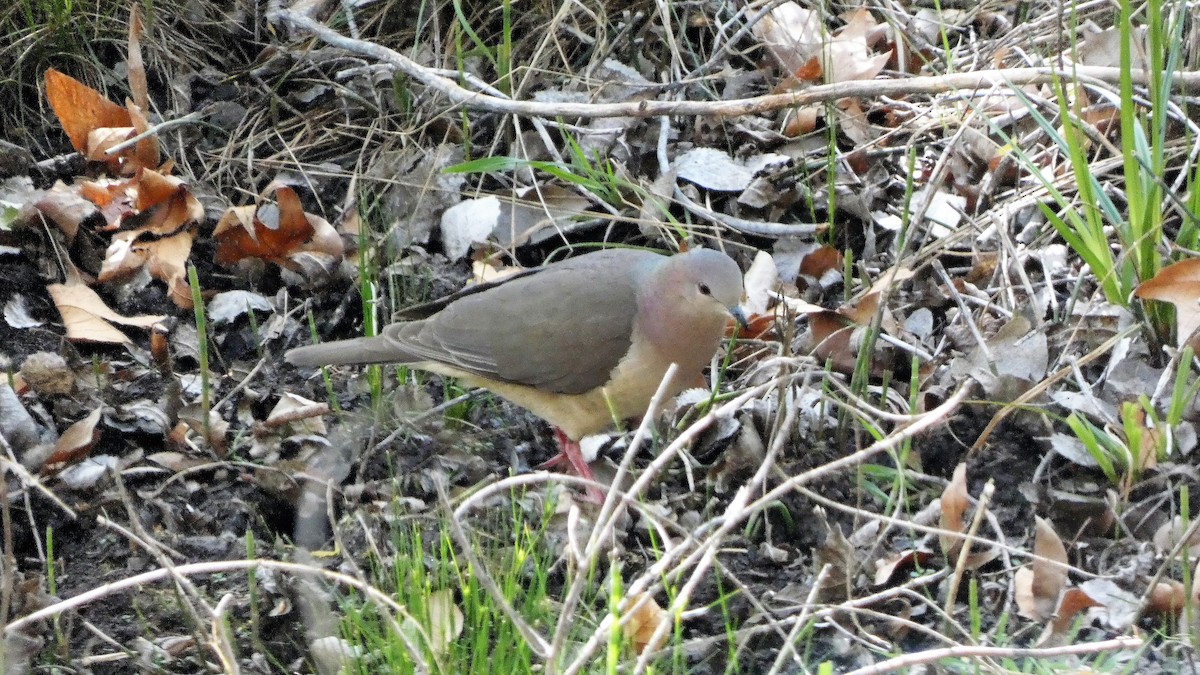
top-left (728, 306), bottom-right (749, 330)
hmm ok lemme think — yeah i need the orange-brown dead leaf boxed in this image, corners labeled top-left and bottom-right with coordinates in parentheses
top-left (125, 102), bottom-right (160, 172)
top-left (42, 407), bottom-right (103, 471)
top-left (1134, 258), bottom-right (1200, 349)
top-left (939, 463), bottom-right (969, 558)
top-left (735, 313), bottom-right (776, 340)
top-left (794, 57), bottom-right (823, 81)
top-left (873, 549), bottom-right (935, 586)
top-left (622, 593), bottom-right (669, 655)
top-left (1015, 516), bottom-right (1069, 621)
top-left (214, 187), bottom-right (316, 266)
top-left (97, 171), bottom-right (199, 308)
top-left (79, 177), bottom-right (136, 228)
top-left (1146, 580), bottom-right (1186, 619)
top-left (807, 292), bottom-right (881, 375)
top-left (44, 68), bottom-right (131, 154)
top-left (798, 246), bottom-right (843, 279)
top-left (1045, 586), bottom-right (1100, 642)
top-left (137, 168), bottom-right (189, 211)
top-left (127, 6), bottom-right (148, 111)
top-left (782, 104), bottom-right (821, 137)
top-left (145, 230), bottom-right (197, 309)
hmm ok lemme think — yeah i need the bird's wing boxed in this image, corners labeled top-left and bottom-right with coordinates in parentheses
top-left (385, 251), bottom-right (654, 395)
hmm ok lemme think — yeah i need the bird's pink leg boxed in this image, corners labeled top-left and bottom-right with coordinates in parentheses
top-left (538, 428), bottom-right (604, 503)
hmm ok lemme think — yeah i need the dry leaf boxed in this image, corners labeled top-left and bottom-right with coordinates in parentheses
top-left (425, 589), bottom-right (464, 654)
top-left (753, 3), bottom-right (824, 78)
top-left (1146, 580), bottom-right (1186, 619)
top-left (48, 273), bottom-right (166, 344)
top-left (43, 407), bottom-right (103, 470)
top-left (265, 393), bottom-right (327, 435)
top-left (1152, 516), bottom-right (1200, 557)
top-left (939, 463), bottom-right (969, 558)
top-left (1040, 586), bottom-right (1101, 647)
top-left (34, 180), bottom-right (98, 243)
top-left (873, 549), bottom-right (935, 586)
top-left (1015, 517), bottom-right (1069, 621)
top-left (622, 593), bottom-right (669, 655)
top-left (127, 6), bottom-right (148, 111)
top-left (214, 186), bottom-right (330, 266)
top-left (398, 590), bottom-right (463, 656)
top-left (797, 246), bottom-right (843, 291)
top-left (753, 4), bottom-right (888, 84)
top-left (814, 520), bottom-right (853, 603)
top-left (85, 126), bottom-right (137, 162)
top-left (743, 250), bottom-right (781, 315)
top-left (806, 292), bottom-right (881, 375)
top-left (1134, 258), bottom-right (1200, 349)
top-left (44, 69), bottom-right (131, 154)
top-left (825, 9), bottom-right (890, 83)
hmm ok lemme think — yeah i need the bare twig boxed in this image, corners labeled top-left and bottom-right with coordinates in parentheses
top-left (842, 636), bottom-right (1143, 675)
top-left (271, 9), bottom-right (1200, 119)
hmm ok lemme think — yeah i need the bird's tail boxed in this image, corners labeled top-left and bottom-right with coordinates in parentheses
top-left (285, 335), bottom-right (415, 368)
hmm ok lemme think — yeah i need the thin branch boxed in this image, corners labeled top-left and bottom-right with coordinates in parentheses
top-left (272, 9), bottom-right (1200, 120)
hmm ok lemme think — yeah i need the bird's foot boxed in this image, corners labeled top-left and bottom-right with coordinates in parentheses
top-left (538, 429), bottom-right (604, 504)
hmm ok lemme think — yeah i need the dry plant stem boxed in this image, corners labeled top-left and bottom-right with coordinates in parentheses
top-left (0, 462), bottom-right (11, 629)
top-left (271, 10), bottom-right (1200, 116)
top-left (906, 106), bottom-right (983, 248)
top-left (935, 260), bottom-right (994, 369)
top-left (841, 606), bottom-right (964, 651)
top-left (942, 480), bottom-right (996, 638)
top-left (709, 556), bottom-right (793, 646)
top-left (0, 440), bottom-right (77, 520)
top-left (767, 563), bottom-right (831, 675)
top-left (590, 364), bottom-right (679, 551)
top-left (97, 516), bottom-right (184, 562)
top-left (549, 376), bottom-right (795, 674)
top-left (646, 568), bottom-right (951, 662)
top-left (212, 357), bottom-right (268, 413)
top-left (446, 374), bottom-right (792, 658)
top-left (371, 392), bottom-right (478, 453)
top-left (441, 482), bottom-right (552, 659)
top-left (4, 559), bottom-right (430, 664)
top-left (842, 636), bottom-right (1143, 675)
top-left (629, 399), bottom-right (800, 675)
top-left (758, 385), bottom-right (969, 507)
top-left (969, 324), bottom-right (1139, 455)
top-left (615, 383), bottom-right (965, 674)
top-left (797, 483), bottom-right (1069, 579)
top-left (259, 402), bottom-right (332, 428)
top-left (452, 374), bottom-right (956, 669)
top-left (672, 187), bottom-right (820, 237)
top-left (82, 620), bottom-right (122, 649)
top-left (652, 0), bottom-right (684, 79)
top-left (828, 614), bottom-right (890, 653)
top-left (683, 0), bottom-right (792, 80)
top-left (823, 376), bottom-right (922, 423)
top-left (210, 593), bottom-right (240, 675)
top-left (106, 478), bottom-right (217, 654)
top-left (547, 364), bottom-right (684, 668)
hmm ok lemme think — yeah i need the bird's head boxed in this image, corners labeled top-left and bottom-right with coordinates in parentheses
top-left (668, 248), bottom-right (746, 329)
top-left (638, 247), bottom-right (747, 350)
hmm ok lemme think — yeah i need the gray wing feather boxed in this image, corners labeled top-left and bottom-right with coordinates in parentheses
top-left (385, 250), bottom-right (653, 394)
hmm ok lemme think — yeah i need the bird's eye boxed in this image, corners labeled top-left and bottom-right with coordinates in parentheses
top-left (698, 283), bottom-right (711, 296)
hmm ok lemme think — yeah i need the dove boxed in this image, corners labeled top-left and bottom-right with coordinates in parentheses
top-left (286, 247), bottom-right (745, 499)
